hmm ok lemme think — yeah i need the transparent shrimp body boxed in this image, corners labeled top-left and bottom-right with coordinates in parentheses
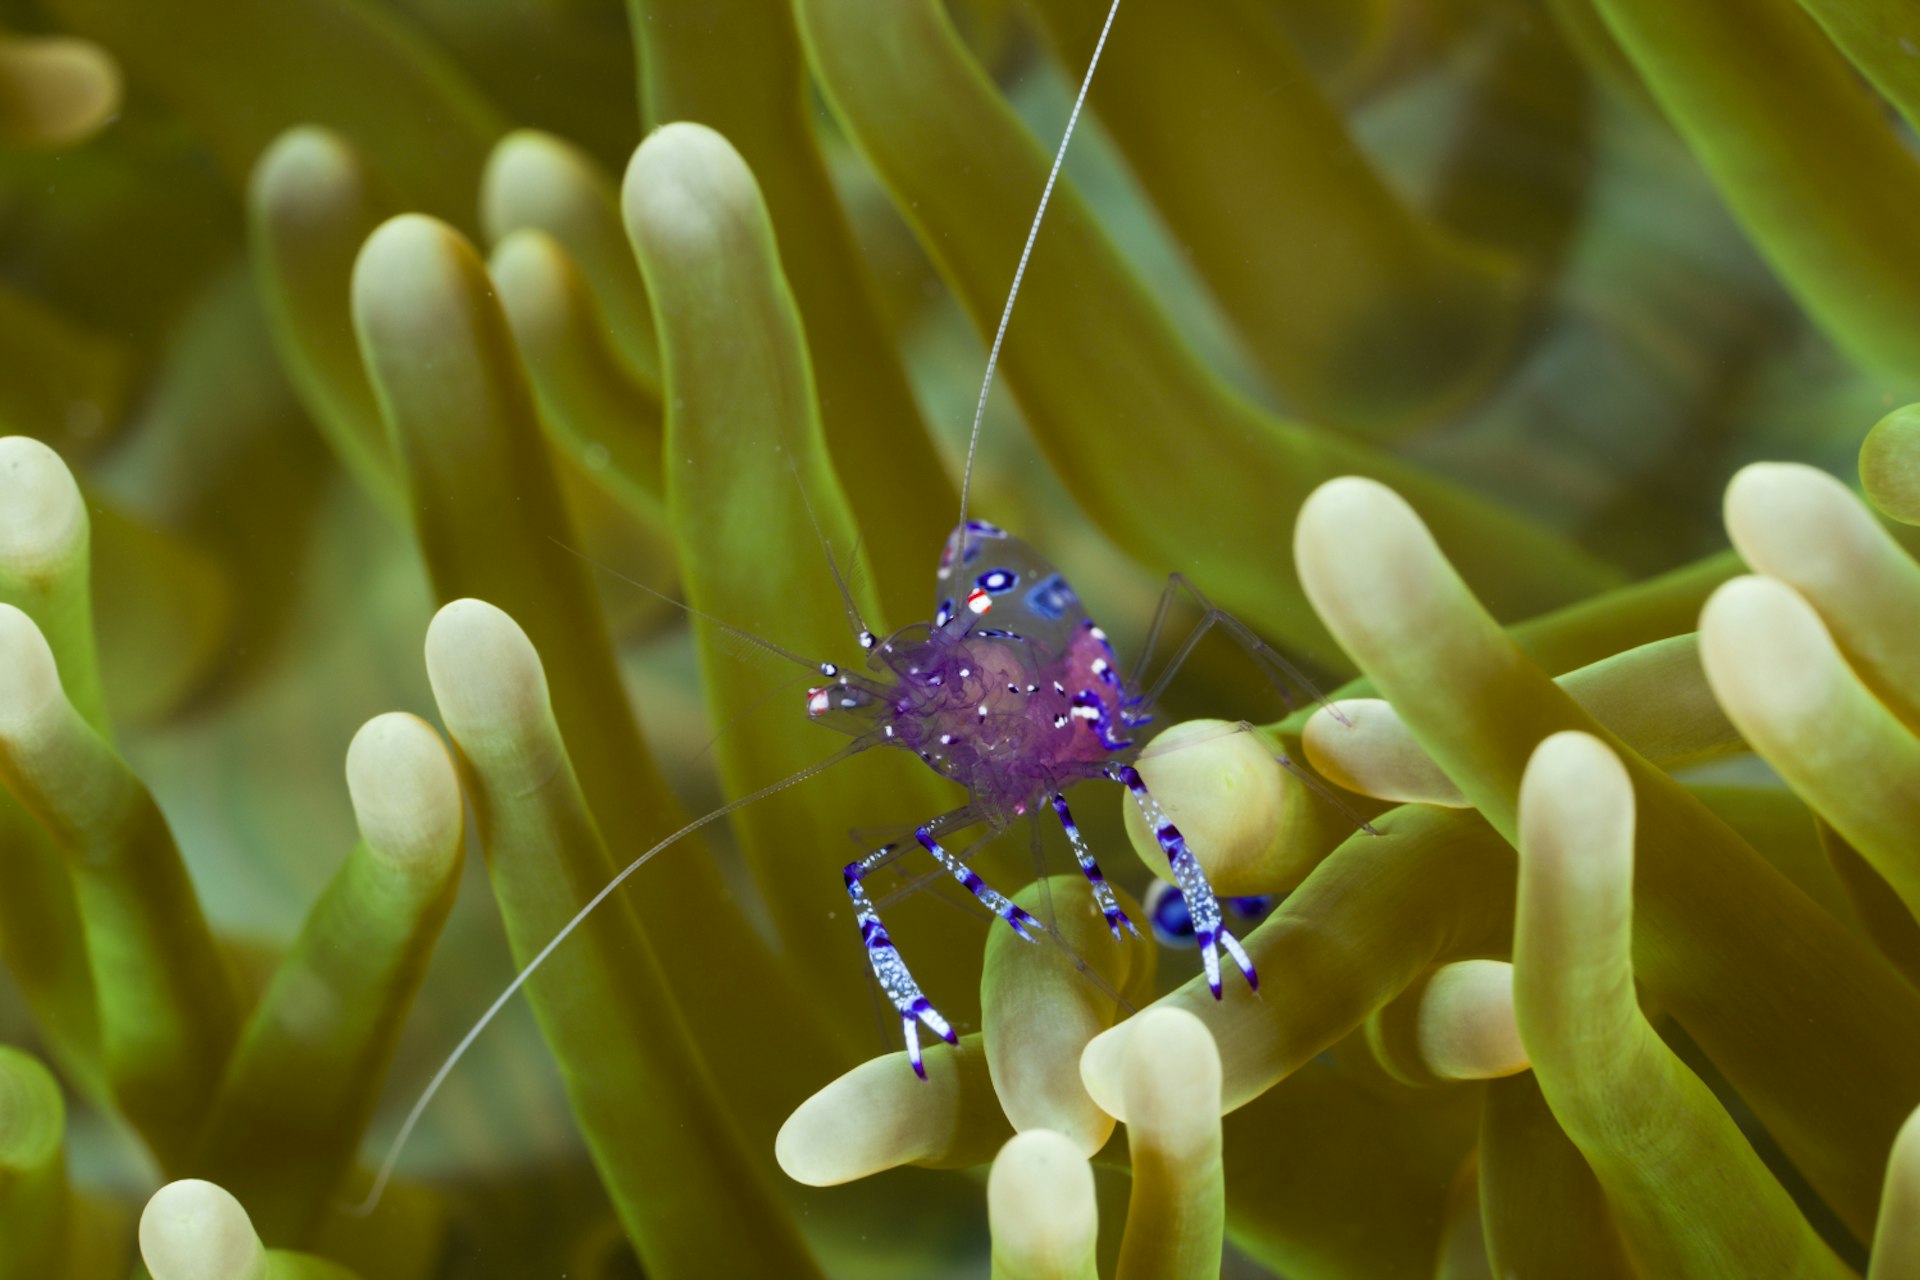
top-left (898, 525), bottom-right (1127, 809)
top-left (814, 521), bottom-right (1257, 1075)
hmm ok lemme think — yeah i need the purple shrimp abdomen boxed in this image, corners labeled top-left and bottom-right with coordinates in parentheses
top-left (874, 524), bottom-right (1137, 821)
top-left (1053, 621), bottom-right (1130, 756)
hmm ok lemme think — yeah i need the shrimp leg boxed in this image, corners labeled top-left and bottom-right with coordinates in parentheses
top-left (1049, 792), bottom-right (1139, 939)
top-left (1124, 572), bottom-right (1335, 723)
top-left (915, 825), bottom-right (1043, 941)
top-left (844, 810), bottom-right (1041, 1077)
top-left (1107, 762), bottom-right (1257, 998)
top-left (843, 843), bottom-right (958, 1080)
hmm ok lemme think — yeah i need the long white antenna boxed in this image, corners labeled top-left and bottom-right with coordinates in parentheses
top-left (954, 0), bottom-right (1125, 531)
top-left (345, 740), bottom-right (864, 1218)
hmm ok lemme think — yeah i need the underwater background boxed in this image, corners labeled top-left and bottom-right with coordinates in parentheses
top-left (3, 0), bottom-right (1920, 1275)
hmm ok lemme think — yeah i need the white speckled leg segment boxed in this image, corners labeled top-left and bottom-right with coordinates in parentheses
top-left (844, 846), bottom-right (957, 1078)
top-left (1108, 764), bottom-right (1258, 996)
top-left (1050, 792), bottom-right (1138, 939)
top-left (915, 826), bottom-right (1042, 941)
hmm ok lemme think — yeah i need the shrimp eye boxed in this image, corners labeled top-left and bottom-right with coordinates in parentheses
top-left (965, 587), bottom-right (993, 615)
top-left (1144, 879), bottom-right (1196, 947)
top-left (806, 687), bottom-right (830, 716)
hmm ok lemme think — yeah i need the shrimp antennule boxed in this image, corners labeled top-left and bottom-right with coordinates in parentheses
top-left (778, 444), bottom-right (875, 648)
top-left (547, 536), bottom-right (836, 674)
top-left (346, 738), bottom-right (871, 1218)
top-left (954, 0), bottom-right (1126, 533)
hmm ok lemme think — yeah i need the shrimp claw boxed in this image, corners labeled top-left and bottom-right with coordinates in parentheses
top-left (1049, 792), bottom-right (1139, 939)
top-left (845, 846), bottom-right (959, 1079)
top-left (1108, 763), bottom-right (1259, 997)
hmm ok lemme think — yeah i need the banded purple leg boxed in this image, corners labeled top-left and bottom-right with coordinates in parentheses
top-left (1049, 793), bottom-right (1138, 939)
top-left (1107, 763), bottom-right (1257, 997)
top-left (844, 844), bottom-right (957, 1079)
top-left (915, 826), bottom-right (1043, 941)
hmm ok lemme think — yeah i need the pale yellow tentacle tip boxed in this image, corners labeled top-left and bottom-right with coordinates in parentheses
top-left (423, 598), bottom-right (552, 740)
top-left (1723, 459), bottom-right (1836, 519)
top-left (1698, 575), bottom-right (1838, 730)
top-left (1518, 729), bottom-right (1634, 871)
top-left (1724, 461), bottom-right (1875, 577)
top-left (345, 712), bottom-right (463, 874)
top-left (1119, 1007), bottom-right (1221, 1158)
top-left (1078, 1016), bottom-right (1134, 1123)
top-left (352, 212), bottom-right (477, 330)
top-left (1297, 473), bottom-right (1408, 529)
top-left (0, 35), bottom-right (120, 149)
top-left (776, 1046), bottom-right (979, 1186)
top-left (988, 1130), bottom-right (1098, 1278)
top-left (1295, 476), bottom-right (1445, 633)
top-left (488, 229), bottom-right (570, 322)
top-left (0, 435), bottom-right (85, 581)
top-left (1416, 959), bottom-right (1528, 1081)
top-left (139, 1179), bottom-right (267, 1280)
top-left (251, 125), bottom-right (362, 211)
top-left (775, 1069), bottom-right (881, 1187)
top-left (1296, 476), bottom-right (1412, 575)
top-left (623, 121), bottom-right (757, 252)
top-left (1302, 697), bottom-right (1465, 806)
top-left (0, 602), bottom-right (64, 738)
top-left (480, 130), bottom-right (591, 237)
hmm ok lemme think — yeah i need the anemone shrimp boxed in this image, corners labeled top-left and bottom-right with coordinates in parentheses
top-left (359, 0), bottom-right (1366, 1209)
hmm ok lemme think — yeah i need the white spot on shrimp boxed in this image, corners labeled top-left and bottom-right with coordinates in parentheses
top-left (807, 688), bottom-right (830, 715)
